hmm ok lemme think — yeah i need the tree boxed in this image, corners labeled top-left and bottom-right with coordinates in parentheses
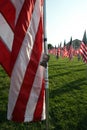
top-left (48, 43), bottom-right (54, 49)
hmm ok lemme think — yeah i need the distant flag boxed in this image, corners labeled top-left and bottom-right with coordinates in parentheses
top-left (57, 44), bottom-right (61, 57)
top-left (62, 40), bottom-right (68, 58)
top-left (7, 0), bottom-right (46, 122)
top-left (68, 37), bottom-right (73, 60)
top-left (54, 45), bottom-right (58, 55)
top-left (80, 30), bottom-right (87, 63)
top-left (48, 48), bottom-right (57, 55)
top-left (59, 42), bottom-right (62, 56)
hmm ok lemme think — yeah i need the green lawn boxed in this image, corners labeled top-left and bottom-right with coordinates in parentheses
top-left (0, 55), bottom-right (87, 130)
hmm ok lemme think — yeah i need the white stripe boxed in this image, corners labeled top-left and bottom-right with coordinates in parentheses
top-left (80, 44), bottom-right (87, 62)
top-left (0, 13), bottom-right (13, 51)
top-left (11, 0), bottom-right (25, 24)
top-left (80, 43), bottom-right (87, 55)
top-left (7, 0), bottom-right (41, 120)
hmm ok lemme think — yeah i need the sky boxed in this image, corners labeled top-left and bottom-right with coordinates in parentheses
top-left (46, 0), bottom-right (87, 47)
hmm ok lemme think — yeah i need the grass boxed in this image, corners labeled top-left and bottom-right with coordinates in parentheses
top-left (49, 56), bottom-right (87, 130)
top-left (0, 56), bottom-right (87, 130)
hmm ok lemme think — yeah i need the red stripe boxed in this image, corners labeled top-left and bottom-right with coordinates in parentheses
top-left (11, 0), bottom-right (36, 71)
top-left (82, 51), bottom-right (87, 62)
top-left (0, 0), bottom-right (15, 30)
top-left (80, 43), bottom-right (87, 62)
top-left (33, 79), bottom-right (45, 121)
top-left (0, 39), bottom-right (11, 76)
top-left (12, 18), bottom-right (43, 122)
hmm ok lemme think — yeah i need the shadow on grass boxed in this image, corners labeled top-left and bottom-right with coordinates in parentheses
top-left (77, 114), bottom-right (87, 130)
top-left (50, 77), bottom-right (87, 98)
top-left (49, 62), bottom-right (66, 67)
top-left (49, 67), bottom-right (85, 79)
top-left (0, 110), bottom-right (7, 123)
top-left (49, 71), bottom-right (70, 79)
top-left (72, 68), bottom-right (85, 72)
top-left (49, 63), bottom-right (85, 73)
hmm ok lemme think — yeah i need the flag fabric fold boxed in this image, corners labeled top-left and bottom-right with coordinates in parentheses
top-left (7, 0), bottom-right (46, 122)
top-left (0, 0), bottom-right (15, 76)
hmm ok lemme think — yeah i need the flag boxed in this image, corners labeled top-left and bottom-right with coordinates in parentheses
top-left (68, 37), bottom-right (73, 60)
top-left (62, 45), bottom-right (68, 58)
top-left (62, 40), bottom-right (68, 58)
top-left (0, 0), bottom-right (15, 76)
top-left (7, 0), bottom-right (46, 122)
top-left (57, 47), bottom-right (61, 57)
top-left (48, 48), bottom-right (57, 55)
top-left (80, 30), bottom-right (87, 63)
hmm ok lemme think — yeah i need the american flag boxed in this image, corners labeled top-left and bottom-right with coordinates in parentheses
top-left (80, 30), bottom-right (87, 63)
top-left (48, 48), bottom-right (57, 55)
top-left (0, 0), bottom-right (46, 122)
top-left (68, 37), bottom-right (73, 60)
top-left (62, 41), bottom-right (68, 58)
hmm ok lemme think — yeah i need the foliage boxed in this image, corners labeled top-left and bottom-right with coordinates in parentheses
top-left (67, 39), bottom-right (81, 49)
top-left (48, 43), bottom-right (54, 49)
top-left (0, 56), bottom-right (87, 130)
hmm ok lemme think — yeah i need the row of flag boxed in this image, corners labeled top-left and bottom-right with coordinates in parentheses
top-left (49, 31), bottom-right (87, 63)
top-left (0, 0), bottom-right (47, 123)
top-left (0, 0), bottom-right (87, 125)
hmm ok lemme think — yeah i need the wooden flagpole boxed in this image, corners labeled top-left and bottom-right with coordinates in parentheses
top-left (43, 0), bottom-right (49, 130)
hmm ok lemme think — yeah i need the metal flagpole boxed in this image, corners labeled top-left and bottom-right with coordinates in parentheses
top-left (43, 0), bottom-right (49, 130)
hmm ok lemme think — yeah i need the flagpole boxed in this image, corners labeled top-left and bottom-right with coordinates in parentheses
top-left (43, 0), bottom-right (49, 130)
